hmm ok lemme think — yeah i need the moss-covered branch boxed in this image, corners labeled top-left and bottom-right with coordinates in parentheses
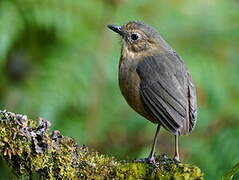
top-left (0, 110), bottom-right (203, 179)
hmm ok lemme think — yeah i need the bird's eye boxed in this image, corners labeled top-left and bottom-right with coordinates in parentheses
top-left (130, 33), bottom-right (141, 41)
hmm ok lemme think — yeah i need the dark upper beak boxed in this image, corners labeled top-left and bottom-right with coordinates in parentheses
top-left (107, 24), bottom-right (124, 36)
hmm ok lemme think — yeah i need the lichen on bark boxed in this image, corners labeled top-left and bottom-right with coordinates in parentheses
top-left (0, 110), bottom-right (203, 179)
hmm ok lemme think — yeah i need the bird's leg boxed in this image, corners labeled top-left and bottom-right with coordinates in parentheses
top-left (147, 124), bottom-right (160, 163)
top-left (173, 133), bottom-right (180, 162)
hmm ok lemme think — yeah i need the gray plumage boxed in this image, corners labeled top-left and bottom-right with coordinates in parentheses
top-left (136, 52), bottom-right (197, 135)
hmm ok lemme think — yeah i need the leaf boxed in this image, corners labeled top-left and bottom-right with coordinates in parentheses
top-left (222, 163), bottom-right (239, 180)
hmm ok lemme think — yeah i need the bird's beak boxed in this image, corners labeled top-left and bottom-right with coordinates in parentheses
top-left (107, 24), bottom-right (124, 36)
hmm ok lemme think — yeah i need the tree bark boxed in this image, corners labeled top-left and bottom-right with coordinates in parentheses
top-left (0, 110), bottom-right (203, 179)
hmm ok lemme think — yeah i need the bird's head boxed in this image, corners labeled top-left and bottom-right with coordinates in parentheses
top-left (107, 21), bottom-right (171, 58)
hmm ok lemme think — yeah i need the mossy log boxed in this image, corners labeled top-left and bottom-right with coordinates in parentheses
top-left (0, 110), bottom-right (203, 179)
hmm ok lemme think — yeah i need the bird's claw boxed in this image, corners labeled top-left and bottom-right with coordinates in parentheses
top-left (134, 154), bottom-right (179, 170)
top-left (134, 156), bottom-right (159, 167)
top-left (173, 155), bottom-right (181, 163)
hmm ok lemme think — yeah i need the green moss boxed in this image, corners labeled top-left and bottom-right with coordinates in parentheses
top-left (0, 110), bottom-right (203, 179)
top-left (116, 162), bottom-right (203, 180)
top-left (116, 162), bottom-right (149, 179)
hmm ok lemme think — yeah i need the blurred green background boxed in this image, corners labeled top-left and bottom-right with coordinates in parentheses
top-left (0, 0), bottom-right (239, 179)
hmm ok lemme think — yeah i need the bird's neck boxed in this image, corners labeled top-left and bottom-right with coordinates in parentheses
top-left (120, 44), bottom-right (167, 61)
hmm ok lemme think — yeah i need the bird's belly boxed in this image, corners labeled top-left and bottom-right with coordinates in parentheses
top-left (119, 59), bottom-right (157, 123)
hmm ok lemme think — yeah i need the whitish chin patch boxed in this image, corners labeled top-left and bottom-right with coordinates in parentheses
top-left (121, 41), bottom-right (136, 59)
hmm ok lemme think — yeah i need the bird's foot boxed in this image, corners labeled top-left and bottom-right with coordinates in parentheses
top-left (134, 154), bottom-right (179, 169)
top-left (148, 156), bottom-right (156, 164)
top-left (173, 155), bottom-right (181, 163)
top-left (134, 156), bottom-right (159, 167)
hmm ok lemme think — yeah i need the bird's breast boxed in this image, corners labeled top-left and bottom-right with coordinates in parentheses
top-left (119, 57), bottom-right (157, 123)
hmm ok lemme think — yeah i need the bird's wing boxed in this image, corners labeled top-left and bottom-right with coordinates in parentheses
top-left (136, 52), bottom-right (197, 135)
top-left (187, 72), bottom-right (197, 132)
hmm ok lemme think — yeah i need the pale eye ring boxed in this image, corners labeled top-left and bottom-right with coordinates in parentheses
top-left (130, 33), bottom-right (141, 41)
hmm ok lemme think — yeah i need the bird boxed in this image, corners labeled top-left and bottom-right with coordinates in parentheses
top-left (107, 21), bottom-right (197, 163)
